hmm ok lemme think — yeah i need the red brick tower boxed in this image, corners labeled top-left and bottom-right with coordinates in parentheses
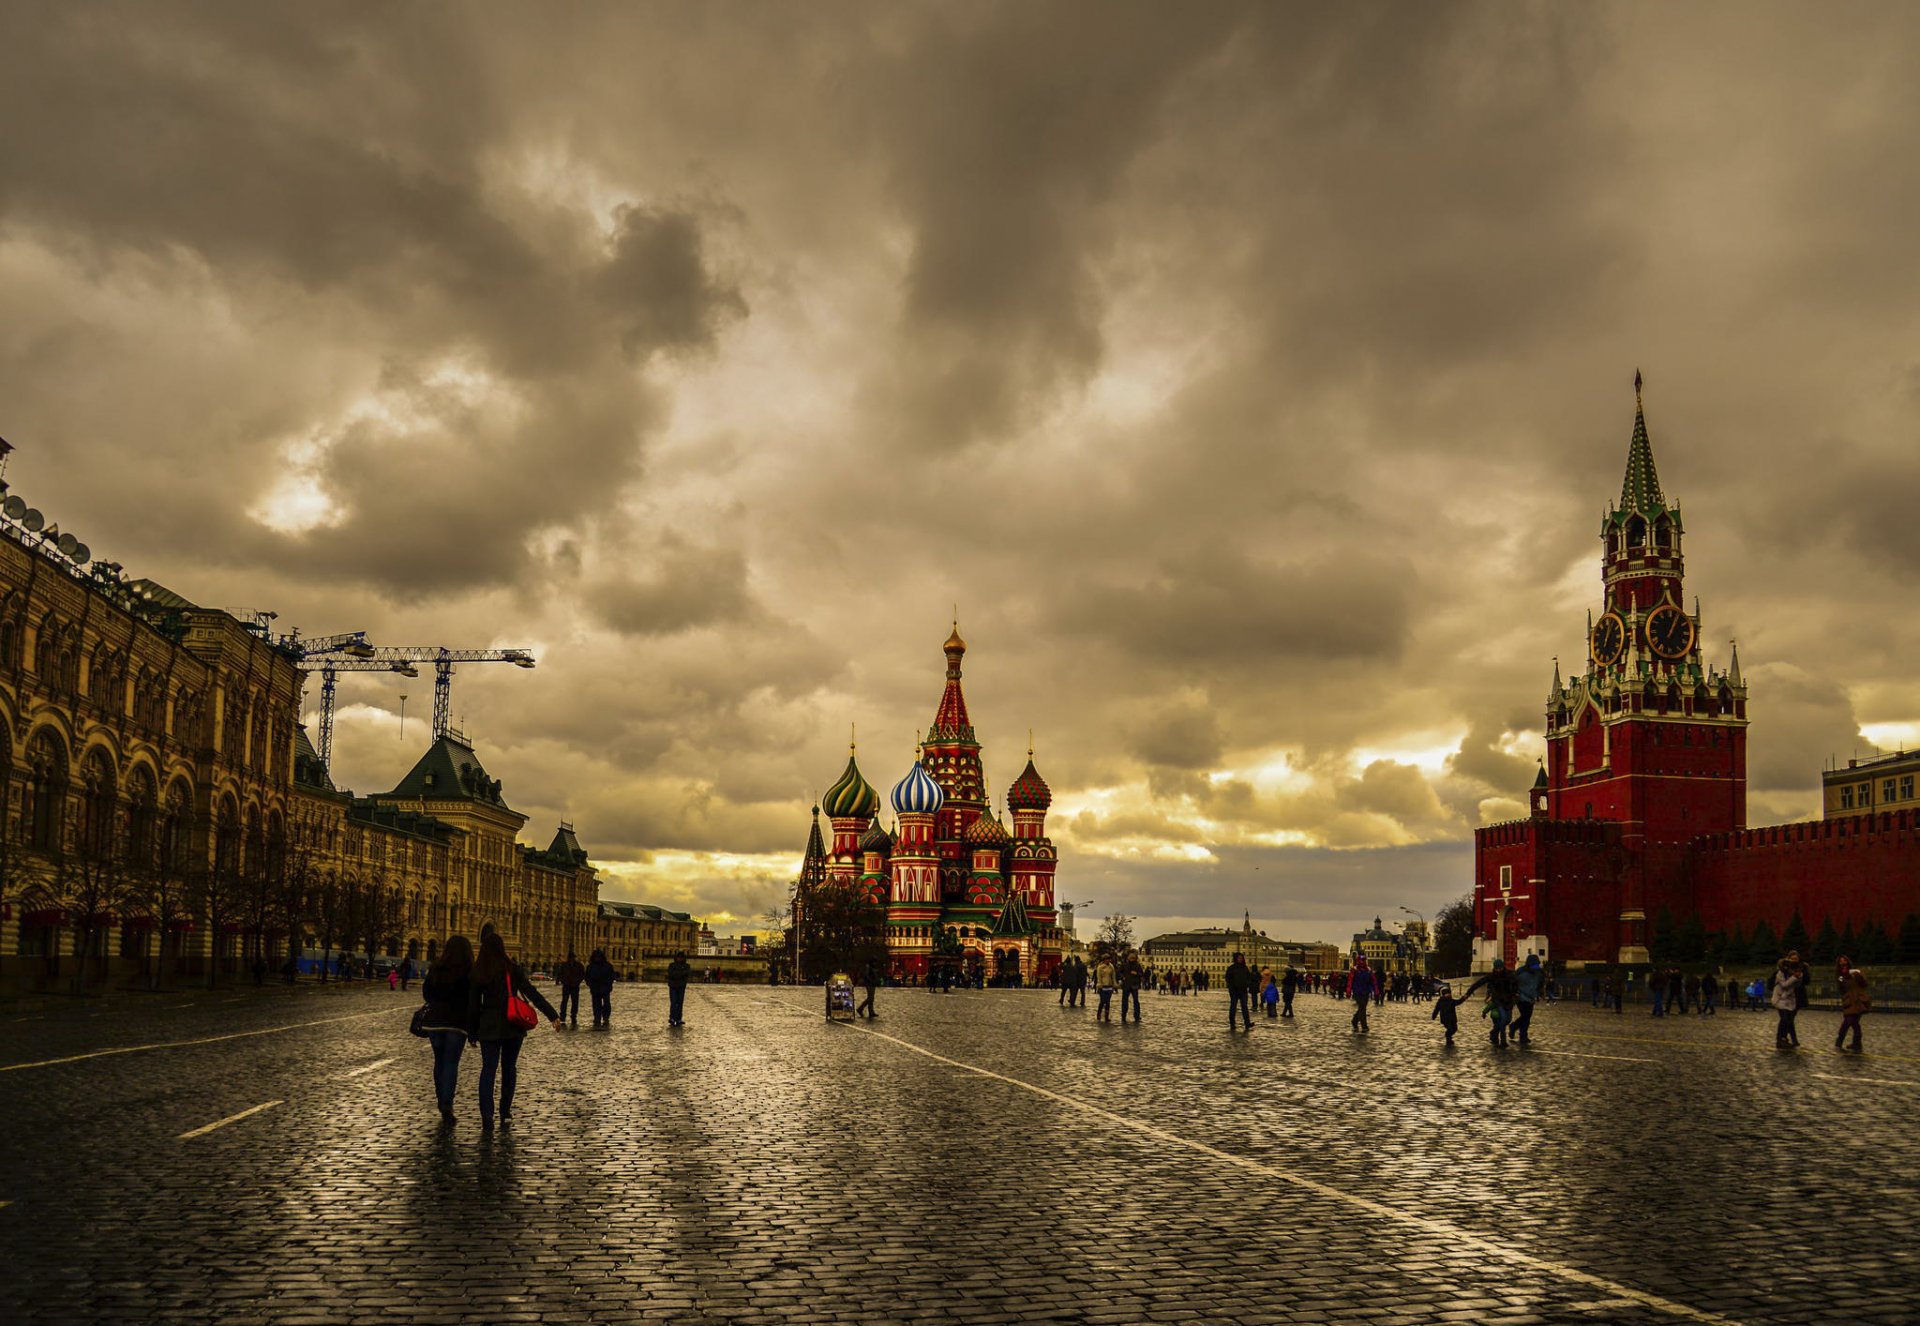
top-left (1541, 373), bottom-right (1749, 960)
top-left (923, 624), bottom-right (987, 902)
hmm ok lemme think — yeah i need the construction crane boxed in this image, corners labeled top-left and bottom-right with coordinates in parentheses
top-left (298, 645), bottom-right (536, 760)
top-left (296, 657), bottom-right (420, 770)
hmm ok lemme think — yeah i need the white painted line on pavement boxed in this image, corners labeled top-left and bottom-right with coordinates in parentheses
top-left (220, 996), bottom-right (247, 1004)
top-left (1527, 1049), bottom-right (1656, 1064)
top-left (344, 1057), bottom-right (394, 1078)
top-left (848, 1022), bottom-right (1745, 1326)
top-left (1812, 1072), bottom-right (1919, 1087)
top-left (0, 1007), bottom-right (407, 1072)
top-left (178, 1100), bottom-right (282, 1140)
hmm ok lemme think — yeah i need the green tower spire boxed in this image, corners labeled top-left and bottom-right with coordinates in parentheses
top-left (1619, 369), bottom-right (1666, 513)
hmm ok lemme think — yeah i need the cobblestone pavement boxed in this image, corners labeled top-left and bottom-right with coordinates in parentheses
top-left (2, 983), bottom-right (1917, 1324)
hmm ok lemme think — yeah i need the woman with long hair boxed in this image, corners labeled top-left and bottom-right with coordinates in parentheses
top-left (466, 928), bottom-right (559, 1128)
top-left (419, 935), bottom-right (475, 1127)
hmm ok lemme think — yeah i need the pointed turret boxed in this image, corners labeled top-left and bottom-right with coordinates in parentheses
top-left (931, 623), bottom-right (975, 741)
top-left (1729, 638), bottom-right (1743, 686)
top-left (798, 806), bottom-right (828, 891)
top-left (1620, 369), bottom-right (1666, 513)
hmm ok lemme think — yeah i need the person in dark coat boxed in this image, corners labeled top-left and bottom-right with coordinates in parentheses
top-left (1431, 982), bottom-right (1464, 1045)
top-left (1225, 953), bottom-right (1256, 1032)
top-left (1463, 959), bottom-right (1519, 1048)
top-left (419, 934), bottom-right (474, 1127)
top-left (857, 955), bottom-right (880, 1020)
top-left (556, 952), bottom-right (586, 1028)
top-left (666, 951), bottom-right (693, 1026)
top-left (1280, 965), bottom-right (1299, 1018)
top-left (1346, 958), bottom-right (1377, 1033)
top-left (1117, 953), bottom-right (1145, 1023)
top-left (466, 929), bottom-right (559, 1128)
top-left (584, 948), bottom-right (616, 1027)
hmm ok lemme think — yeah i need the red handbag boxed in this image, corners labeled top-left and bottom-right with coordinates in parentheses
top-left (504, 969), bottom-right (540, 1030)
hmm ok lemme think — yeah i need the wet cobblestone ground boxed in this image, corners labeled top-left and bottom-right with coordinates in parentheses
top-left (2, 983), bottom-right (1916, 1324)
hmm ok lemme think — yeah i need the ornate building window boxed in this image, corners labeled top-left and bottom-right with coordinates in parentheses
top-left (162, 780), bottom-right (195, 876)
top-left (80, 748), bottom-right (118, 859)
top-left (25, 729), bottom-right (69, 851)
top-left (124, 765), bottom-right (158, 869)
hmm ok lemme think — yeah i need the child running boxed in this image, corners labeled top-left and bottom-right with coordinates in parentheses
top-left (1431, 982), bottom-right (1464, 1044)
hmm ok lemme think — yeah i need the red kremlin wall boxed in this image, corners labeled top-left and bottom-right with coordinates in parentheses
top-left (1690, 808), bottom-right (1920, 936)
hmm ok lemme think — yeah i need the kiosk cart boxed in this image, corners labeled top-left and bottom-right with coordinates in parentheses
top-left (826, 973), bottom-right (857, 1021)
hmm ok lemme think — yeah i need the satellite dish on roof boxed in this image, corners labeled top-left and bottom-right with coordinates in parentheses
top-left (21, 508), bottom-right (43, 533)
top-left (57, 532), bottom-right (78, 557)
top-left (69, 541), bottom-right (89, 565)
top-left (2, 496), bottom-right (23, 519)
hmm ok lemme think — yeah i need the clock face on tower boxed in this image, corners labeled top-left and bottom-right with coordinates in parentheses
top-left (1591, 612), bottom-right (1626, 667)
top-left (1645, 603), bottom-right (1695, 660)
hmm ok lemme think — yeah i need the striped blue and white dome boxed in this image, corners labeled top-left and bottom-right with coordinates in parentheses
top-left (890, 759), bottom-right (945, 816)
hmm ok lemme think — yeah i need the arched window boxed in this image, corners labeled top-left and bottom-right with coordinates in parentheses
top-left (1626, 516), bottom-right (1647, 549)
top-left (266, 810), bottom-right (286, 884)
top-left (80, 748), bottom-right (118, 858)
top-left (33, 614), bottom-right (60, 685)
top-left (1654, 517), bottom-right (1673, 550)
top-left (0, 596), bottom-right (21, 670)
top-left (244, 806), bottom-right (264, 884)
top-left (25, 729), bottom-right (69, 852)
top-left (162, 780), bottom-right (195, 876)
top-left (214, 795), bottom-right (240, 879)
top-left (124, 765), bottom-right (158, 869)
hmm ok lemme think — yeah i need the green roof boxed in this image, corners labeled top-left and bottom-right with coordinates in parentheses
top-left (992, 890), bottom-right (1035, 938)
top-left (380, 734), bottom-right (510, 808)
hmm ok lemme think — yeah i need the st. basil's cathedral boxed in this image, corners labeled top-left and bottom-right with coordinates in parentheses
top-left (797, 627), bottom-right (1063, 983)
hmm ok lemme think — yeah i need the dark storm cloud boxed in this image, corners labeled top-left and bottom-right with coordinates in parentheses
top-left (864, 2), bottom-right (1238, 447)
top-left (6, 1), bottom-right (1918, 938)
top-left (1058, 546), bottom-right (1413, 666)
top-left (599, 206), bottom-right (748, 361)
top-left (586, 532), bottom-right (756, 637)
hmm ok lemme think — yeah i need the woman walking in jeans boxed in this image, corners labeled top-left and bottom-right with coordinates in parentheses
top-left (467, 929), bottom-right (559, 1128)
top-left (1771, 955), bottom-right (1804, 1049)
top-left (420, 935), bottom-right (474, 1127)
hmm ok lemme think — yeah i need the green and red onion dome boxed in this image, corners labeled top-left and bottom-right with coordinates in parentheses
top-left (1006, 758), bottom-right (1051, 812)
top-left (821, 753), bottom-right (880, 820)
top-left (859, 820), bottom-right (894, 856)
top-left (965, 810), bottom-right (1011, 846)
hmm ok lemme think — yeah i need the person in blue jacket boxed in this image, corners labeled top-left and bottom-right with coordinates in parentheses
top-left (1346, 957), bottom-right (1377, 1033)
top-left (1511, 953), bottom-right (1546, 1046)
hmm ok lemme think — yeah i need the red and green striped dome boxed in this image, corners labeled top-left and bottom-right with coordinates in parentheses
top-left (1007, 757), bottom-right (1051, 812)
top-left (821, 752), bottom-right (880, 820)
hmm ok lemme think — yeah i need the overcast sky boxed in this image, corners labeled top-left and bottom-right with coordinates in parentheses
top-left (6, 3), bottom-right (1917, 944)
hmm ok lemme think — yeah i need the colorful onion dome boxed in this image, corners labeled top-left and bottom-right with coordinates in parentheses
top-left (859, 820), bottom-right (894, 856)
top-left (821, 752), bottom-right (879, 820)
top-left (966, 809), bottom-right (1011, 846)
top-left (1007, 757), bottom-right (1051, 812)
top-left (891, 759), bottom-right (945, 815)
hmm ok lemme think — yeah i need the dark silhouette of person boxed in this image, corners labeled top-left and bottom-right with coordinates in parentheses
top-left (556, 952), bottom-right (586, 1027)
top-left (1225, 952), bottom-right (1256, 1032)
top-left (666, 951), bottom-right (692, 1027)
top-left (584, 948), bottom-right (617, 1027)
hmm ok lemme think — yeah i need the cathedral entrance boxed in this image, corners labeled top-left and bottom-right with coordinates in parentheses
top-left (994, 947), bottom-right (1021, 985)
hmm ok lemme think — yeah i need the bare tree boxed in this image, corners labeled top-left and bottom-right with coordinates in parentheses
top-left (124, 812), bottom-right (193, 991)
top-left (312, 870), bottom-right (348, 981)
top-left (53, 841), bottom-right (135, 995)
top-left (357, 870), bottom-right (406, 971)
top-left (1091, 914), bottom-right (1136, 966)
